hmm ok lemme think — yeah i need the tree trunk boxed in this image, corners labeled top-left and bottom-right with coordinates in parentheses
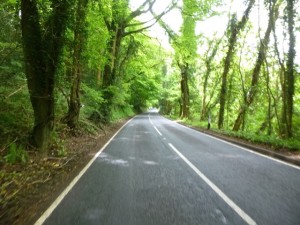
top-left (180, 64), bottom-right (190, 119)
top-left (281, 74), bottom-right (288, 136)
top-left (218, 0), bottom-right (255, 129)
top-left (21, 0), bottom-right (69, 153)
top-left (271, 7), bottom-right (286, 137)
top-left (63, 0), bottom-right (89, 128)
top-left (264, 59), bottom-right (273, 135)
top-left (21, 0), bottom-right (52, 153)
top-left (232, 1), bottom-right (278, 131)
top-left (201, 39), bottom-right (221, 121)
top-left (100, 23), bottom-right (124, 123)
top-left (285, 0), bottom-right (295, 138)
top-left (201, 87), bottom-right (207, 120)
top-left (179, 98), bottom-right (183, 118)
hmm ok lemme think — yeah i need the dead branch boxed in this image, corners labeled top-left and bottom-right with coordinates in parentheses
top-left (44, 156), bottom-right (67, 161)
top-left (27, 172), bottom-right (51, 186)
top-left (58, 155), bottom-right (76, 169)
top-left (4, 85), bottom-right (26, 99)
top-left (0, 43), bottom-right (21, 66)
top-left (0, 138), bottom-right (18, 153)
top-left (79, 118), bottom-right (106, 135)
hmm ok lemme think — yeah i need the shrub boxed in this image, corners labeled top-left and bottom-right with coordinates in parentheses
top-left (4, 143), bottom-right (28, 164)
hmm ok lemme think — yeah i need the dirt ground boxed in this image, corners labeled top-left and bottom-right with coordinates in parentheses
top-left (1, 118), bottom-right (299, 225)
top-left (0, 119), bottom-right (128, 225)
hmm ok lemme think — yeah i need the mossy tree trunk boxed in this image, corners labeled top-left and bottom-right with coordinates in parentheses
top-left (218, 0), bottom-right (255, 129)
top-left (63, 0), bottom-right (89, 129)
top-left (283, 0), bottom-right (296, 138)
top-left (21, 0), bottom-right (69, 153)
top-left (201, 38), bottom-right (221, 121)
top-left (232, 1), bottom-right (279, 131)
top-left (100, 22), bottom-right (124, 123)
top-left (180, 64), bottom-right (190, 118)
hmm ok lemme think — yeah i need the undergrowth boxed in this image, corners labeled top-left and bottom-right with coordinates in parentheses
top-left (171, 117), bottom-right (300, 152)
top-left (4, 143), bottom-right (28, 164)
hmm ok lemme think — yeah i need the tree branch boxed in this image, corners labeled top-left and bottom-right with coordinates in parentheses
top-left (4, 85), bottom-right (26, 99)
top-left (124, 0), bottom-right (178, 37)
top-left (127, 0), bottom-right (156, 22)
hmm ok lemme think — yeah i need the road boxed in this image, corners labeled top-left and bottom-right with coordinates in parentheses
top-left (36, 112), bottom-right (300, 225)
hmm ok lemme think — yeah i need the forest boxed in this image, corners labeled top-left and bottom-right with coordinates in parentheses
top-left (0, 0), bottom-right (300, 162)
top-left (0, 0), bottom-right (299, 222)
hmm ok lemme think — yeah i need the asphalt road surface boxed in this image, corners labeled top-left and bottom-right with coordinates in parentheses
top-left (36, 112), bottom-right (300, 225)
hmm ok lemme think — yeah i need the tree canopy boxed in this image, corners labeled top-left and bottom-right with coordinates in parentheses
top-left (1, 0), bottom-right (300, 158)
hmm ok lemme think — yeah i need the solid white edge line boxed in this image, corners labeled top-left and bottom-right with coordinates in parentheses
top-left (34, 118), bottom-right (134, 225)
top-left (174, 122), bottom-right (300, 170)
top-left (168, 143), bottom-right (257, 225)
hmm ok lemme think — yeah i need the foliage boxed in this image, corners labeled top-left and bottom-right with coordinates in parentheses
top-left (4, 143), bottom-right (28, 164)
top-left (0, 0), bottom-right (33, 152)
top-left (158, 0), bottom-right (300, 150)
top-left (124, 35), bottom-right (166, 113)
top-left (181, 118), bottom-right (300, 151)
top-left (50, 132), bottom-right (67, 157)
top-left (159, 65), bottom-right (181, 116)
top-left (0, 0), bottom-right (300, 158)
top-left (111, 107), bottom-right (134, 121)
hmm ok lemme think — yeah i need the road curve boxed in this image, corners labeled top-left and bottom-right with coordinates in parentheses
top-left (36, 112), bottom-right (300, 225)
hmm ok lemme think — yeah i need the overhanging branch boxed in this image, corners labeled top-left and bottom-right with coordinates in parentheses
top-left (127, 0), bottom-right (156, 23)
top-left (124, 0), bottom-right (178, 37)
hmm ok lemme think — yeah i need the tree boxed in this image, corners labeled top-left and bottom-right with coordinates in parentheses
top-left (177, 0), bottom-right (198, 118)
top-left (21, 0), bottom-right (70, 153)
top-left (232, 0), bottom-right (279, 131)
top-left (125, 36), bottom-right (165, 112)
top-left (99, 0), bottom-right (175, 122)
top-left (217, 0), bottom-right (255, 129)
top-left (154, 0), bottom-right (200, 118)
top-left (62, 0), bottom-right (89, 129)
top-left (200, 37), bottom-right (222, 121)
top-left (282, 0), bottom-right (296, 138)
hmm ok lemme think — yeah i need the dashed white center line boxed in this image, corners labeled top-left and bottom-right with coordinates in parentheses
top-left (154, 126), bottom-right (162, 136)
top-left (168, 143), bottom-right (257, 225)
top-left (149, 113), bottom-right (256, 224)
top-left (148, 113), bottom-right (154, 125)
top-left (149, 114), bottom-right (162, 136)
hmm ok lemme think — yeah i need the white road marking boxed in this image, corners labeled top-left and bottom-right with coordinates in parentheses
top-left (34, 118), bottom-right (133, 225)
top-left (148, 113), bottom-right (154, 125)
top-left (154, 126), bottom-right (162, 136)
top-left (168, 143), bottom-right (257, 225)
top-left (173, 121), bottom-right (300, 170)
top-left (149, 114), bottom-right (163, 136)
top-left (206, 134), bottom-right (300, 170)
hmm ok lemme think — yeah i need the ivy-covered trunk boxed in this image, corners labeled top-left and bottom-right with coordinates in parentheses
top-left (201, 39), bottom-right (220, 121)
top-left (218, 0), bottom-right (255, 129)
top-left (21, 0), bottom-right (69, 153)
top-left (283, 0), bottom-right (296, 138)
top-left (178, 0), bottom-right (197, 119)
top-left (63, 0), bottom-right (89, 128)
top-left (100, 24), bottom-right (123, 123)
top-left (232, 1), bottom-right (278, 131)
top-left (180, 64), bottom-right (190, 118)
